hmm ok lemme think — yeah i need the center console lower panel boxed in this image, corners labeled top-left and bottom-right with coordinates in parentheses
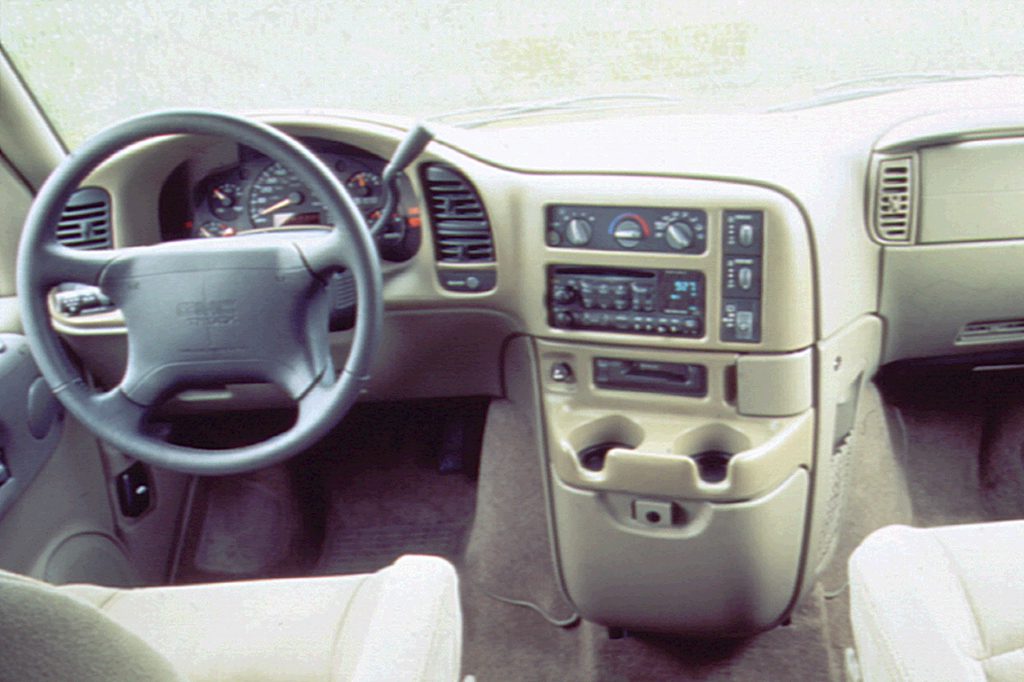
top-left (552, 470), bottom-right (807, 635)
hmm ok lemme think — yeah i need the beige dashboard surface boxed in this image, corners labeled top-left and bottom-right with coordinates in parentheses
top-left (21, 76), bottom-right (1024, 378)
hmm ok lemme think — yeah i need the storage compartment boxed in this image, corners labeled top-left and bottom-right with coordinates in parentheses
top-left (919, 137), bottom-right (1024, 244)
top-left (551, 469), bottom-right (808, 635)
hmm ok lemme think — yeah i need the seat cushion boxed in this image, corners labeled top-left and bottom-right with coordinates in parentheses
top-left (849, 522), bottom-right (1024, 682)
top-left (13, 554), bottom-right (461, 682)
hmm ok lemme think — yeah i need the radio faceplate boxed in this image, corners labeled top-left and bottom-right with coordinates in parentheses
top-left (548, 266), bottom-right (705, 337)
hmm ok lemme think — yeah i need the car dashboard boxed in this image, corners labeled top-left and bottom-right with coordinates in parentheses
top-left (38, 75), bottom-right (1024, 635)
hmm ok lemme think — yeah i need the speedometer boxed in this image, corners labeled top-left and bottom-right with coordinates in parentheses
top-left (248, 162), bottom-right (326, 229)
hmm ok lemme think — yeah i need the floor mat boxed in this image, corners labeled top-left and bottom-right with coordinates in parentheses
top-left (316, 521), bottom-right (467, 575)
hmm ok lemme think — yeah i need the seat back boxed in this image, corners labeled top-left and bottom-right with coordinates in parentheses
top-left (0, 570), bottom-right (182, 681)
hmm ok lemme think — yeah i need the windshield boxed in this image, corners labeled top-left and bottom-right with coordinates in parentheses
top-left (2, 0), bottom-right (1023, 147)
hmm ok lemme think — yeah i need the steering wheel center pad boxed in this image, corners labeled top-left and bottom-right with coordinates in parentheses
top-left (100, 235), bottom-right (332, 406)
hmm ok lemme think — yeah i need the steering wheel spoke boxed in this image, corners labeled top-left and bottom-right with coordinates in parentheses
top-left (87, 387), bottom-right (149, 434)
top-left (296, 228), bottom-right (359, 279)
top-left (36, 243), bottom-right (115, 288)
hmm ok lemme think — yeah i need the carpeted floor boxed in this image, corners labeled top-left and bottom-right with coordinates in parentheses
top-left (818, 367), bottom-right (1024, 678)
top-left (170, 366), bottom-right (1024, 681)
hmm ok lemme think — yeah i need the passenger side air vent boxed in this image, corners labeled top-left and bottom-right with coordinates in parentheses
top-left (421, 164), bottom-right (495, 263)
top-left (57, 187), bottom-right (112, 250)
top-left (872, 156), bottom-right (916, 244)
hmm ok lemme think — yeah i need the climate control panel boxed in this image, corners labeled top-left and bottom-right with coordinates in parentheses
top-left (546, 205), bottom-right (707, 254)
top-left (548, 266), bottom-right (705, 337)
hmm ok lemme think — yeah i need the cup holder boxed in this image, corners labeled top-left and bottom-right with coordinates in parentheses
top-left (578, 442), bottom-right (629, 472)
top-left (691, 450), bottom-right (733, 483)
top-left (674, 423), bottom-right (753, 484)
top-left (568, 415), bottom-right (644, 474)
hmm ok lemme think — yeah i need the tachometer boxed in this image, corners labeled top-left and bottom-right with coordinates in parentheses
top-left (248, 162), bottom-right (326, 229)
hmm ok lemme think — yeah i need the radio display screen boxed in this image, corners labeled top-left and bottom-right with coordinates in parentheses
top-left (661, 270), bottom-right (704, 314)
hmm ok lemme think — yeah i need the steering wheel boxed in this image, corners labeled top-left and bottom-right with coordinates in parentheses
top-left (16, 110), bottom-right (383, 475)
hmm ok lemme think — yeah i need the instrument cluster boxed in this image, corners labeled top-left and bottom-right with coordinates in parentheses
top-left (188, 139), bottom-right (421, 262)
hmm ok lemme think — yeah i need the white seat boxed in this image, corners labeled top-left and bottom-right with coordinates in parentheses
top-left (0, 554), bottom-right (462, 682)
top-left (849, 521), bottom-right (1024, 682)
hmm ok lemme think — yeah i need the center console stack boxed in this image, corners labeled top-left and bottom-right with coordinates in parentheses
top-left (519, 176), bottom-right (876, 638)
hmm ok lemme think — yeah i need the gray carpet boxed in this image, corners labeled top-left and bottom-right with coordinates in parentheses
top-left (170, 369), bottom-right (1024, 680)
top-left (819, 370), bottom-right (1024, 677)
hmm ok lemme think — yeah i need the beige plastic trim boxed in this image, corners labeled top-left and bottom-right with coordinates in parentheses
top-left (552, 408), bottom-right (812, 502)
top-left (550, 468), bottom-right (808, 635)
top-left (537, 338), bottom-right (813, 502)
top-left (61, 308), bottom-right (514, 405)
top-left (0, 297), bottom-right (20, 334)
top-left (736, 347), bottom-right (813, 417)
top-left (0, 419), bottom-right (117, 578)
top-left (0, 154), bottom-right (32, 299)
top-left (799, 315), bottom-right (882, 597)
top-left (918, 136), bottom-right (1024, 244)
top-left (881, 242), bottom-right (1024, 362)
top-left (0, 49), bottom-right (64, 188)
top-left (875, 106), bottom-right (1024, 153)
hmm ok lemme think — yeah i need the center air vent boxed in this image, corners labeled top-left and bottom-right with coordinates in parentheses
top-left (57, 187), bottom-right (112, 250)
top-left (872, 156), bottom-right (916, 244)
top-left (421, 164), bottom-right (495, 263)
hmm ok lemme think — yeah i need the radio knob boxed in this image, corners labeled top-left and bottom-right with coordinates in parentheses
top-left (665, 222), bottom-right (694, 250)
top-left (552, 284), bottom-right (577, 304)
top-left (565, 218), bottom-right (593, 246)
top-left (553, 311), bottom-right (576, 328)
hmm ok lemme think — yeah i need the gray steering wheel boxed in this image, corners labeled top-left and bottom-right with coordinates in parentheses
top-left (16, 110), bottom-right (383, 475)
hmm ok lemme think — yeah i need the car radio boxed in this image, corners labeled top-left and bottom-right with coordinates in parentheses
top-left (548, 266), bottom-right (705, 337)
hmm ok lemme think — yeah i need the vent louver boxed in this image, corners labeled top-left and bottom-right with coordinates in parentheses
top-left (421, 164), bottom-right (495, 263)
top-left (57, 187), bottom-right (112, 250)
top-left (873, 156), bottom-right (915, 243)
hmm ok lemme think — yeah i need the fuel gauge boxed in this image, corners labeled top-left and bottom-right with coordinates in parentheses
top-left (345, 171), bottom-right (383, 212)
top-left (208, 183), bottom-right (243, 220)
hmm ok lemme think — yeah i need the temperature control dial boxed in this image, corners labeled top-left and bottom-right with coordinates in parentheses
top-left (664, 222), bottom-right (694, 250)
top-left (610, 214), bottom-right (650, 248)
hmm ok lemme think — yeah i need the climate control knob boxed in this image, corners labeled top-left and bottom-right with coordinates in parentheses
top-left (565, 218), bottom-right (593, 246)
top-left (664, 222), bottom-right (694, 250)
top-left (612, 219), bottom-right (645, 248)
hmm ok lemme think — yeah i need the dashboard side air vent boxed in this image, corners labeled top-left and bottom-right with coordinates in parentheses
top-left (421, 164), bottom-right (495, 263)
top-left (57, 187), bottom-right (112, 250)
top-left (871, 155), bottom-right (916, 244)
